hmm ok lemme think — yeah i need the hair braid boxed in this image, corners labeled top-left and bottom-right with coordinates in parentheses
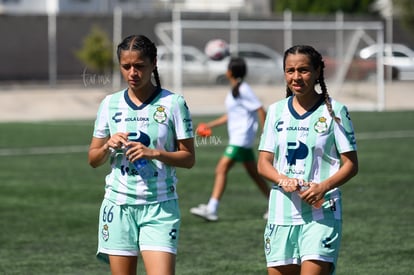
top-left (228, 57), bottom-right (247, 98)
top-left (152, 66), bottom-right (161, 88)
top-left (285, 86), bottom-right (293, 97)
top-left (232, 80), bottom-right (242, 98)
top-left (320, 75), bottom-right (340, 123)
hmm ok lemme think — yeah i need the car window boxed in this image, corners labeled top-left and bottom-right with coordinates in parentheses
top-left (159, 52), bottom-right (198, 62)
top-left (380, 50), bottom-right (409, 58)
top-left (160, 53), bottom-right (173, 61)
top-left (239, 51), bottom-right (270, 60)
top-left (183, 53), bottom-right (195, 62)
top-left (392, 51), bottom-right (408, 58)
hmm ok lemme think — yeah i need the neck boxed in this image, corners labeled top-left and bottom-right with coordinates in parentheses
top-left (230, 78), bottom-right (241, 88)
top-left (128, 85), bottom-right (156, 104)
top-left (293, 91), bottom-right (322, 114)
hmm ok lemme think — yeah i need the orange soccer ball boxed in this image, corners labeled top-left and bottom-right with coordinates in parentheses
top-left (196, 123), bottom-right (212, 137)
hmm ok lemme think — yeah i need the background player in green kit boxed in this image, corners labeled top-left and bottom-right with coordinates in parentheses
top-left (257, 45), bottom-right (358, 275)
top-left (190, 57), bottom-right (270, 221)
top-left (88, 34), bottom-right (195, 275)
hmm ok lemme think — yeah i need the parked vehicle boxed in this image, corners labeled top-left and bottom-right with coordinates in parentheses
top-left (226, 43), bottom-right (284, 84)
top-left (359, 43), bottom-right (414, 80)
top-left (157, 45), bottom-right (216, 85)
top-left (157, 43), bottom-right (283, 86)
top-left (323, 54), bottom-right (379, 81)
top-left (230, 43), bottom-right (284, 84)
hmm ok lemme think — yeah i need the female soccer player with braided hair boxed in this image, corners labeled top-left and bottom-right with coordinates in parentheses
top-left (258, 45), bottom-right (358, 275)
top-left (88, 34), bottom-right (195, 274)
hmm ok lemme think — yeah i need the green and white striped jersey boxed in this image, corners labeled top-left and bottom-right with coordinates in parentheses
top-left (93, 88), bottom-right (194, 205)
top-left (259, 96), bottom-right (357, 225)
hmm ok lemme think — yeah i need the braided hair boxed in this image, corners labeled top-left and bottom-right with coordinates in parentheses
top-left (228, 57), bottom-right (247, 98)
top-left (117, 34), bottom-right (162, 89)
top-left (283, 45), bottom-right (339, 123)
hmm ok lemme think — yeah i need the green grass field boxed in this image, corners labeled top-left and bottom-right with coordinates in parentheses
top-left (0, 111), bottom-right (413, 274)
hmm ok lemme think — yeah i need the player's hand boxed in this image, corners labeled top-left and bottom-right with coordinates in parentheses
top-left (196, 123), bottom-right (212, 137)
top-left (298, 182), bottom-right (325, 206)
top-left (106, 132), bottom-right (129, 152)
top-left (124, 141), bottom-right (154, 162)
top-left (278, 178), bottom-right (303, 193)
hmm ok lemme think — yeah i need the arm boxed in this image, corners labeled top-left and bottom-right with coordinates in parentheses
top-left (257, 150), bottom-right (299, 193)
top-left (256, 106), bottom-right (266, 130)
top-left (299, 151), bottom-right (359, 203)
top-left (88, 132), bottom-right (129, 168)
top-left (88, 137), bottom-right (110, 168)
top-left (205, 114), bottom-right (228, 128)
top-left (125, 138), bottom-right (195, 169)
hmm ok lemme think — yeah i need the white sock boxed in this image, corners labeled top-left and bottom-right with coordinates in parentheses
top-left (207, 198), bottom-right (219, 213)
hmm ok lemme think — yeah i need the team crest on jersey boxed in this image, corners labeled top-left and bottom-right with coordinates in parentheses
top-left (314, 117), bottom-right (328, 133)
top-left (265, 237), bottom-right (271, 254)
top-left (102, 224), bottom-right (109, 241)
top-left (153, 106), bottom-right (167, 123)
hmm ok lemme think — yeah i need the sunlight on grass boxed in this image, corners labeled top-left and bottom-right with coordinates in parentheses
top-left (0, 112), bottom-right (413, 274)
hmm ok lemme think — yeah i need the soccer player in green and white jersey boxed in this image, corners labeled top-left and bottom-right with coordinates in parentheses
top-left (88, 34), bottom-right (195, 275)
top-left (258, 45), bottom-right (358, 275)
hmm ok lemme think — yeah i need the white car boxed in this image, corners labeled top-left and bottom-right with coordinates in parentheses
top-left (157, 45), bottom-right (218, 85)
top-left (157, 43), bottom-right (283, 86)
top-left (227, 43), bottom-right (284, 84)
top-left (359, 43), bottom-right (414, 80)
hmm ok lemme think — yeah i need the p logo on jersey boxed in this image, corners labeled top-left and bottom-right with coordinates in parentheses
top-left (286, 141), bottom-right (308, 166)
top-left (128, 132), bottom-right (150, 147)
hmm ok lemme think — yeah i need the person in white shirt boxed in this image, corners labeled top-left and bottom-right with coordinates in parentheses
top-left (190, 57), bottom-right (270, 221)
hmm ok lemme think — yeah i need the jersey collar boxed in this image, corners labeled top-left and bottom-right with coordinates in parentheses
top-left (124, 87), bottom-right (162, 110)
top-left (288, 95), bottom-right (324, 120)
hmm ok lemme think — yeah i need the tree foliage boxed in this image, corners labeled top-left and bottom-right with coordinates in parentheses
top-left (394, 0), bottom-right (414, 34)
top-left (271, 0), bottom-right (414, 37)
top-left (273, 0), bottom-right (377, 14)
top-left (75, 25), bottom-right (113, 73)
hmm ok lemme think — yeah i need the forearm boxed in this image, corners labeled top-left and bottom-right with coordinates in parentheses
top-left (319, 159), bottom-right (358, 193)
top-left (257, 107), bottom-right (266, 130)
top-left (152, 149), bottom-right (195, 169)
top-left (88, 140), bottom-right (111, 168)
top-left (258, 151), bottom-right (302, 193)
top-left (258, 165), bottom-right (292, 187)
top-left (258, 152), bottom-right (287, 184)
top-left (88, 144), bottom-right (110, 168)
top-left (206, 114), bottom-right (227, 128)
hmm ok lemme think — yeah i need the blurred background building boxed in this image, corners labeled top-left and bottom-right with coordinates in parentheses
top-left (0, 0), bottom-right (270, 15)
top-left (0, 0), bottom-right (414, 94)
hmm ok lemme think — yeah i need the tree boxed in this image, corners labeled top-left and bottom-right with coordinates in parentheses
top-left (394, 0), bottom-right (414, 34)
top-left (273, 0), bottom-right (377, 14)
top-left (75, 25), bottom-right (113, 74)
